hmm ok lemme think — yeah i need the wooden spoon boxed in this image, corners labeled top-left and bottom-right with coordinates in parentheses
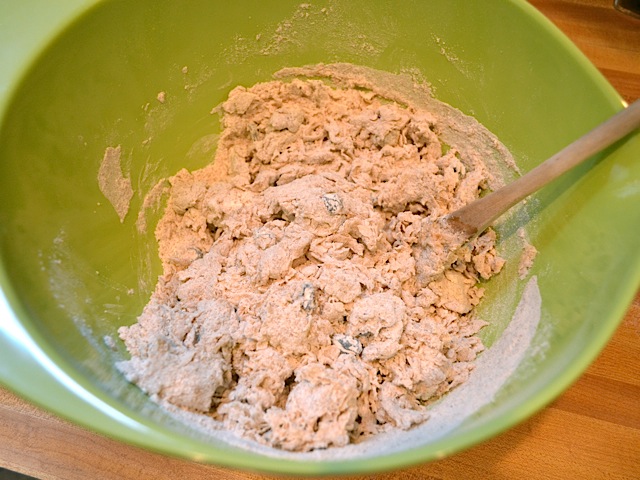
top-left (419, 99), bottom-right (640, 283)
top-left (449, 99), bottom-right (640, 236)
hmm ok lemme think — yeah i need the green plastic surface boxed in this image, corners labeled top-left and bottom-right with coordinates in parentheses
top-left (0, 0), bottom-right (638, 475)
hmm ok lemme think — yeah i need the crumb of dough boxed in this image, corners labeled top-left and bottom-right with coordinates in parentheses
top-left (98, 145), bottom-right (134, 223)
top-left (103, 334), bottom-right (117, 351)
top-left (182, 66), bottom-right (189, 74)
top-left (157, 91), bottom-right (166, 103)
top-left (517, 227), bottom-right (538, 279)
top-left (118, 74), bottom-right (508, 452)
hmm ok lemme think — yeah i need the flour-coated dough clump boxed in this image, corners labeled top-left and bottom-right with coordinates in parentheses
top-left (118, 74), bottom-right (505, 451)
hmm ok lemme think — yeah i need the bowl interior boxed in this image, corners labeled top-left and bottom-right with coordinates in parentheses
top-left (0, 0), bottom-right (638, 475)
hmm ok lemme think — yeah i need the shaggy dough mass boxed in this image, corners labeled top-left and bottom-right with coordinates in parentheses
top-left (118, 75), bottom-right (506, 451)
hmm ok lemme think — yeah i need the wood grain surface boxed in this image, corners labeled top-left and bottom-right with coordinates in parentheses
top-left (1, 1), bottom-right (639, 479)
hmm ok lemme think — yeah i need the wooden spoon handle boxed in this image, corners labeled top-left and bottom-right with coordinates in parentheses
top-left (449, 99), bottom-right (640, 235)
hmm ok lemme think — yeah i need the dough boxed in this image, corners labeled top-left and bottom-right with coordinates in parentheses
top-left (517, 227), bottom-right (538, 279)
top-left (98, 145), bottom-right (134, 223)
top-left (118, 73), bottom-right (507, 451)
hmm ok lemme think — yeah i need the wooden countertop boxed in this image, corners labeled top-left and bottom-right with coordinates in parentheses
top-left (1, 1), bottom-right (639, 479)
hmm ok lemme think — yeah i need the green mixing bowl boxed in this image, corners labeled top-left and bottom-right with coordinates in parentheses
top-left (1, 0), bottom-right (639, 475)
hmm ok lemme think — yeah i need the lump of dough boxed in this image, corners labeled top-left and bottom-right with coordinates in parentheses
top-left (347, 292), bottom-right (407, 361)
top-left (117, 298), bottom-right (239, 412)
top-left (256, 224), bottom-right (314, 284)
top-left (264, 363), bottom-right (359, 451)
top-left (117, 338), bottom-right (228, 412)
top-left (429, 270), bottom-right (477, 314)
top-left (257, 282), bottom-right (319, 355)
top-left (377, 382), bottom-right (429, 430)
